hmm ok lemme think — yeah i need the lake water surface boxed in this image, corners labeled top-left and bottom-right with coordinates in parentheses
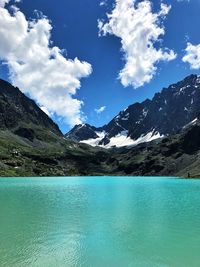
top-left (0, 177), bottom-right (200, 267)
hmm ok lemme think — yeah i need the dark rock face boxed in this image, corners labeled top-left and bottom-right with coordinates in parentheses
top-left (67, 74), bottom-right (200, 146)
top-left (66, 124), bottom-right (99, 142)
top-left (0, 79), bottom-right (62, 136)
top-left (110, 118), bottom-right (200, 178)
top-left (181, 125), bottom-right (200, 154)
top-left (14, 127), bottom-right (35, 142)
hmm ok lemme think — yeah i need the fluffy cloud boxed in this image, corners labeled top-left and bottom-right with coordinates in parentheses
top-left (0, 3), bottom-right (92, 126)
top-left (182, 43), bottom-right (200, 69)
top-left (40, 106), bottom-right (52, 117)
top-left (95, 106), bottom-right (106, 114)
top-left (0, 0), bottom-right (9, 7)
top-left (98, 0), bottom-right (176, 88)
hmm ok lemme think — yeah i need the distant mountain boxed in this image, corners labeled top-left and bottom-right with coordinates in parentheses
top-left (66, 123), bottom-right (100, 142)
top-left (66, 74), bottom-right (200, 147)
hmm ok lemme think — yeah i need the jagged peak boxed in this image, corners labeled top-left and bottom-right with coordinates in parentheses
top-left (66, 74), bottom-right (200, 148)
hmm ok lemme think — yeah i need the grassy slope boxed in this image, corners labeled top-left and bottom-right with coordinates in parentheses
top-left (1, 124), bottom-right (200, 178)
top-left (110, 125), bottom-right (200, 178)
top-left (0, 128), bottom-right (112, 177)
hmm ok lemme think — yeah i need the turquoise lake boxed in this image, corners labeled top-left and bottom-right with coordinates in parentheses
top-left (0, 177), bottom-right (200, 267)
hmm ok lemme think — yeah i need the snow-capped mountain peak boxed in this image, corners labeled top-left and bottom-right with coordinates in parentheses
top-left (66, 74), bottom-right (200, 148)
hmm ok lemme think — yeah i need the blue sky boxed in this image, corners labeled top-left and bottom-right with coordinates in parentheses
top-left (0, 0), bottom-right (200, 133)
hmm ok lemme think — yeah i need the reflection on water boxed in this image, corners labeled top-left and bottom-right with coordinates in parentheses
top-left (0, 177), bottom-right (200, 267)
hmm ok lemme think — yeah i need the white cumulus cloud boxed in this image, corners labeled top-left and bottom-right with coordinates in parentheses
top-left (95, 106), bottom-right (106, 114)
top-left (0, 0), bottom-right (9, 7)
top-left (182, 42), bottom-right (200, 69)
top-left (0, 3), bottom-right (92, 127)
top-left (98, 0), bottom-right (176, 88)
top-left (40, 106), bottom-right (52, 117)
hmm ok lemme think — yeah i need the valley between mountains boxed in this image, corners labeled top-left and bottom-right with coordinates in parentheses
top-left (1, 75), bottom-right (200, 177)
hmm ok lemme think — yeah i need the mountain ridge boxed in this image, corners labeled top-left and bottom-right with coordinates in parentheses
top-left (66, 74), bottom-right (200, 148)
top-left (1, 75), bottom-right (200, 178)
top-left (0, 79), bottom-right (62, 137)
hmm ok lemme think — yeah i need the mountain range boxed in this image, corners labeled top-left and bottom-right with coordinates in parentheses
top-left (66, 74), bottom-right (200, 148)
top-left (1, 75), bottom-right (200, 177)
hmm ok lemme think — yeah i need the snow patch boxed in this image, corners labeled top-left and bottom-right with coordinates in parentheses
top-left (124, 112), bottom-right (129, 117)
top-left (180, 86), bottom-right (186, 93)
top-left (80, 131), bottom-right (106, 147)
top-left (104, 130), bottom-right (164, 148)
top-left (142, 108), bottom-right (148, 118)
top-left (183, 118), bottom-right (198, 129)
top-left (122, 112), bottom-right (129, 120)
top-left (77, 124), bottom-right (86, 130)
top-left (95, 131), bottom-right (106, 138)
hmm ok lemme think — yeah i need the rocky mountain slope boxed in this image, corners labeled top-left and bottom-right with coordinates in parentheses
top-left (1, 76), bottom-right (200, 178)
top-left (109, 115), bottom-right (200, 177)
top-left (67, 74), bottom-right (200, 147)
top-left (0, 79), bottom-right (109, 176)
top-left (2, 114), bottom-right (200, 177)
top-left (0, 79), bottom-right (62, 141)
